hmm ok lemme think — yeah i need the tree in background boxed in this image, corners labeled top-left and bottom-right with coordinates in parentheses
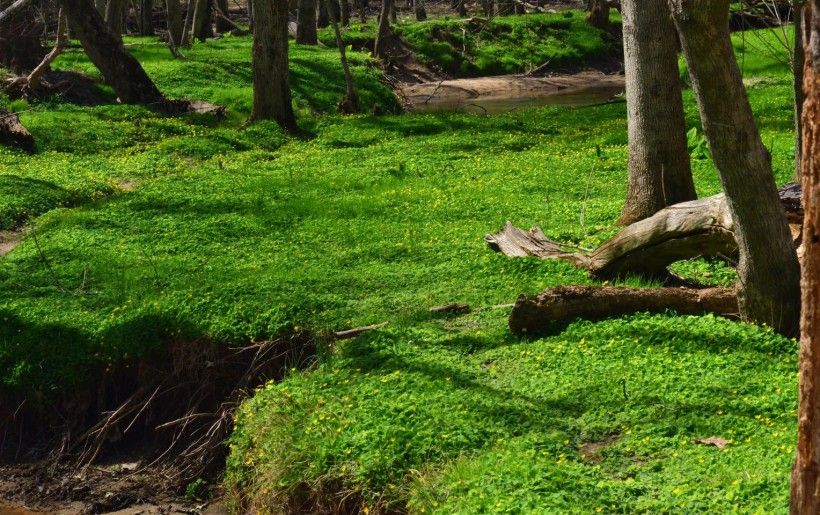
top-left (140, 0), bottom-right (154, 35)
top-left (373, 0), bottom-right (393, 58)
top-left (249, 0), bottom-right (298, 131)
top-left (323, 0), bottom-right (359, 112)
top-left (618, 0), bottom-right (696, 225)
top-left (414, 0), bottom-right (426, 21)
top-left (165, 0), bottom-right (184, 49)
top-left (296, 0), bottom-right (318, 44)
top-left (668, 0), bottom-right (800, 335)
top-left (586, 0), bottom-right (611, 30)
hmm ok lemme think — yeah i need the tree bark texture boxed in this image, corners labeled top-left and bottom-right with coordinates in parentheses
top-left (318, 0), bottom-right (329, 27)
top-left (509, 286), bottom-right (738, 336)
top-left (618, 0), bottom-right (695, 225)
top-left (140, 0), bottom-right (154, 35)
top-left (792, 3), bottom-right (820, 512)
top-left (669, 0), bottom-right (801, 336)
top-left (214, 0), bottom-right (231, 32)
top-left (249, 0), bottom-right (298, 131)
top-left (296, 0), bottom-right (318, 44)
top-left (796, 1), bottom-right (807, 182)
top-left (0, 109), bottom-right (35, 152)
top-left (105, 0), bottom-right (126, 35)
top-left (60, 0), bottom-right (165, 105)
top-left (192, 0), bottom-right (213, 41)
top-left (586, 0), bottom-right (609, 30)
top-left (165, 0), bottom-right (183, 47)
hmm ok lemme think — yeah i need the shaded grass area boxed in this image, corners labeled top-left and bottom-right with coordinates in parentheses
top-left (0, 23), bottom-right (801, 512)
top-left (319, 11), bottom-right (617, 76)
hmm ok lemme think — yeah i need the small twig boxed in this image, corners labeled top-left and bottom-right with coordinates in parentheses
top-left (333, 322), bottom-right (389, 339)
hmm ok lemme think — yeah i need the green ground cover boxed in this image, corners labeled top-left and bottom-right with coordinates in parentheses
top-left (319, 10), bottom-right (617, 76)
top-left (0, 17), bottom-right (801, 513)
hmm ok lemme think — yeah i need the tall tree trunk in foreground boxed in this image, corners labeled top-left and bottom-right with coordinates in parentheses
top-left (668, 0), bottom-right (800, 335)
top-left (586, 0), bottom-right (610, 30)
top-left (296, 0), bottom-right (318, 44)
top-left (249, 0), bottom-right (297, 131)
top-left (60, 0), bottom-right (165, 105)
top-left (140, 0), bottom-right (154, 35)
top-left (618, 0), bottom-right (695, 225)
top-left (165, 0), bottom-right (183, 47)
top-left (105, 0), bottom-right (126, 36)
top-left (795, 1), bottom-right (806, 182)
top-left (792, 3), bottom-right (820, 512)
top-left (373, 0), bottom-right (392, 57)
top-left (323, 0), bottom-right (359, 112)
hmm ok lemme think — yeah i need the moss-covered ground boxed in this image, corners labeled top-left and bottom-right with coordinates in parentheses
top-left (0, 15), bottom-right (802, 513)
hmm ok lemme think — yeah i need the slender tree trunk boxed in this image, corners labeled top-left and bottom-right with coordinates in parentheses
top-left (296, 0), bottom-right (317, 44)
top-left (249, 0), bottom-right (297, 131)
top-left (165, 0), bottom-right (183, 47)
top-left (356, 0), bottom-right (366, 22)
top-left (140, 0), bottom-right (153, 35)
top-left (105, 0), bottom-right (126, 36)
top-left (181, 0), bottom-right (194, 46)
top-left (796, 1), bottom-right (806, 182)
top-left (586, 0), bottom-right (609, 30)
top-left (618, 0), bottom-right (695, 225)
top-left (323, 0), bottom-right (359, 113)
top-left (339, 0), bottom-right (349, 25)
top-left (374, 0), bottom-right (392, 57)
top-left (191, 0), bottom-right (212, 41)
top-left (792, 3), bottom-right (820, 512)
top-left (59, 0), bottom-right (165, 105)
top-left (668, 0), bottom-right (800, 335)
top-left (25, 9), bottom-right (67, 89)
top-left (414, 0), bottom-right (425, 20)
top-left (388, 0), bottom-right (395, 23)
top-left (451, 0), bottom-right (466, 16)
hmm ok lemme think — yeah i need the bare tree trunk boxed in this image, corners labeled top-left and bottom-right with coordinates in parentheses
top-left (249, 0), bottom-right (298, 131)
top-left (214, 0), bottom-right (230, 31)
top-left (618, 0), bottom-right (695, 225)
top-left (339, 0), bottom-right (349, 25)
top-left (668, 0), bottom-right (800, 335)
top-left (323, 0), bottom-right (359, 113)
top-left (105, 0), bottom-right (127, 36)
top-left (140, 0), bottom-right (153, 35)
top-left (795, 1), bottom-right (806, 182)
top-left (388, 0), bottom-right (395, 22)
top-left (0, 0), bottom-right (44, 73)
top-left (792, 4), bottom-right (820, 512)
top-left (59, 0), bottom-right (165, 105)
top-left (356, 0), bottom-right (367, 22)
top-left (296, 0), bottom-right (317, 44)
top-left (165, 0), bottom-right (183, 47)
top-left (414, 0), bottom-right (425, 20)
top-left (586, 0), bottom-right (610, 30)
top-left (191, 0), bottom-right (212, 41)
top-left (318, 0), bottom-right (329, 27)
top-left (181, 0), bottom-right (194, 46)
top-left (373, 0), bottom-right (392, 58)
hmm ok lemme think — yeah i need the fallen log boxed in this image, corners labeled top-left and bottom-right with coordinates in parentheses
top-left (508, 285), bottom-right (738, 335)
top-left (0, 109), bottom-right (34, 152)
top-left (487, 183), bottom-right (802, 281)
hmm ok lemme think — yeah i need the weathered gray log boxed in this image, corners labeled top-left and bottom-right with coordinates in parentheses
top-left (509, 285), bottom-right (738, 335)
top-left (0, 109), bottom-right (34, 152)
top-left (486, 183), bottom-right (802, 281)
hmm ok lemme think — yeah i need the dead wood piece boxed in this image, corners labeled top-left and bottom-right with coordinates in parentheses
top-left (333, 322), bottom-right (388, 339)
top-left (487, 184), bottom-right (802, 281)
top-left (0, 109), bottom-right (34, 152)
top-left (159, 99), bottom-right (227, 119)
top-left (509, 285), bottom-right (738, 335)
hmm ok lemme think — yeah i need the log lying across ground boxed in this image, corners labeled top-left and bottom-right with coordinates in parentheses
top-left (509, 285), bottom-right (738, 335)
top-left (487, 183), bottom-right (802, 281)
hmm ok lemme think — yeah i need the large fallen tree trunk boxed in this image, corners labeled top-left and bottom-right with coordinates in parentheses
top-left (509, 285), bottom-right (738, 335)
top-left (487, 183), bottom-right (802, 281)
top-left (0, 109), bottom-right (34, 152)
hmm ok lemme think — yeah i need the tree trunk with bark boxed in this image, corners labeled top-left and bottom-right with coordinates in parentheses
top-left (509, 285), bottom-right (738, 335)
top-left (618, 0), bottom-right (695, 225)
top-left (105, 0), bottom-right (126, 36)
top-left (374, 0), bottom-right (393, 58)
top-left (318, 0), bottom-right (329, 27)
top-left (0, 108), bottom-right (35, 152)
top-left (165, 0), bottom-right (183, 47)
top-left (340, 0), bottom-right (350, 25)
top-left (60, 0), bottom-right (165, 105)
top-left (795, 1), bottom-right (806, 182)
top-left (192, 0), bottom-right (213, 41)
top-left (414, 0), bottom-right (426, 20)
top-left (181, 0), bottom-right (195, 46)
top-left (0, 0), bottom-right (44, 73)
top-left (296, 0), bottom-right (318, 44)
top-left (140, 0), bottom-right (153, 35)
top-left (586, 0), bottom-right (610, 30)
top-left (668, 0), bottom-right (801, 336)
top-left (214, 0), bottom-right (231, 32)
top-left (792, 3), bottom-right (820, 512)
top-left (323, 0), bottom-right (359, 112)
top-left (249, 0), bottom-right (298, 131)
top-left (356, 0), bottom-right (367, 22)
top-left (95, 0), bottom-right (106, 14)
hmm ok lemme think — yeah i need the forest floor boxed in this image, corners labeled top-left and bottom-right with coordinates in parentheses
top-left (0, 11), bottom-right (803, 515)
